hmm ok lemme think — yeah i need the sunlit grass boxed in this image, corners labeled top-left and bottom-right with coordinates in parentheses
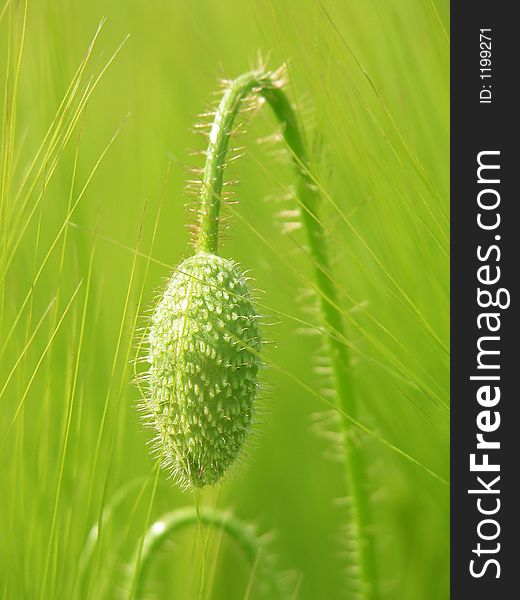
top-left (1, 1), bottom-right (448, 598)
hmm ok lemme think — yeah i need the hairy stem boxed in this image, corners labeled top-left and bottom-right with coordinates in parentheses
top-left (127, 506), bottom-right (283, 599)
top-left (197, 68), bottom-right (378, 600)
top-left (198, 71), bottom-right (275, 253)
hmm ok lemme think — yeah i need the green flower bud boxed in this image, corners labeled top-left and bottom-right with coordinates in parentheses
top-left (146, 252), bottom-right (261, 488)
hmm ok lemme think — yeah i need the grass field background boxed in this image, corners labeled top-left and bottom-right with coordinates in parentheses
top-left (0, 1), bottom-right (449, 598)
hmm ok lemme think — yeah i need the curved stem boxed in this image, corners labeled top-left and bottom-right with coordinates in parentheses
top-left (127, 506), bottom-right (283, 600)
top-left (197, 68), bottom-right (378, 600)
top-left (198, 71), bottom-right (274, 253)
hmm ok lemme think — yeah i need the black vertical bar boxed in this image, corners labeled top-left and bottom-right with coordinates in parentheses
top-left (451, 2), bottom-right (518, 598)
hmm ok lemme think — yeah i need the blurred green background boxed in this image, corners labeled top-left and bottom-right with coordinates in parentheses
top-left (0, 0), bottom-right (449, 598)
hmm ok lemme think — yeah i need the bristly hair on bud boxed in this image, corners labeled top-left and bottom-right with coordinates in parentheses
top-left (146, 252), bottom-right (261, 488)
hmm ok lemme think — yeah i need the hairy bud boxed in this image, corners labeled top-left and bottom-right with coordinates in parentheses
top-left (146, 252), bottom-right (261, 488)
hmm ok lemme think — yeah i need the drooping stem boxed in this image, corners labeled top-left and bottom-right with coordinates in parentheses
top-left (197, 68), bottom-right (378, 600)
top-left (127, 506), bottom-right (283, 599)
top-left (198, 71), bottom-right (276, 254)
